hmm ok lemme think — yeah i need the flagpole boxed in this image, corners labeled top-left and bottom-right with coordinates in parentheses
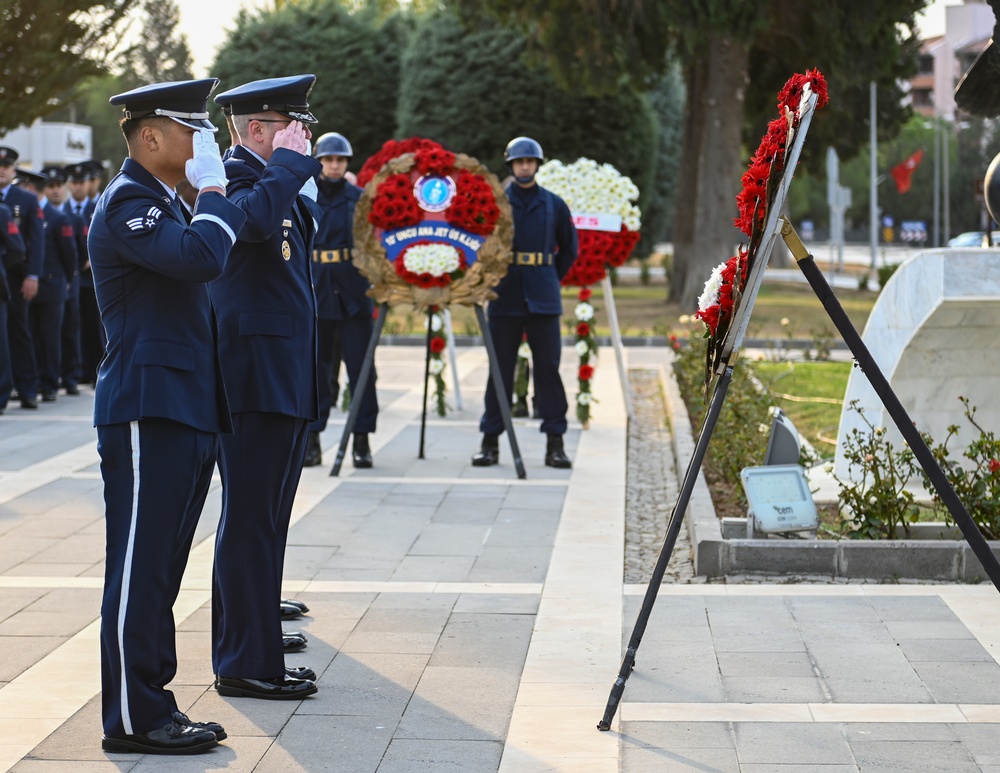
top-left (869, 81), bottom-right (878, 268)
top-left (943, 121), bottom-right (950, 244)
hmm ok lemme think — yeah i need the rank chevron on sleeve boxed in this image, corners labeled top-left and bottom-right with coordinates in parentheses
top-left (126, 206), bottom-right (163, 231)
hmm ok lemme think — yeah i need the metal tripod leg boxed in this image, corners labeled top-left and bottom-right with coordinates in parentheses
top-left (330, 302), bottom-right (388, 477)
top-left (597, 366), bottom-right (734, 730)
top-left (475, 304), bottom-right (525, 480)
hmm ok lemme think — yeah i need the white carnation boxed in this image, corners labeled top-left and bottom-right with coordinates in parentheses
top-left (577, 392), bottom-right (593, 405)
top-left (429, 359), bottom-right (445, 375)
top-left (536, 157), bottom-right (641, 233)
top-left (575, 302), bottom-right (594, 321)
top-left (403, 243), bottom-right (461, 277)
top-left (697, 264), bottom-right (726, 312)
top-left (517, 342), bottom-right (531, 359)
top-left (574, 340), bottom-right (590, 357)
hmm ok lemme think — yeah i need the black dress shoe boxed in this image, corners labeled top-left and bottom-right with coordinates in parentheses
top-left (41, 393), bottom-right (56, 402)
top-left (65, 384), bottom-right (80, 396)
top-left (20, 398), bottom-right (38, 410)
top-left (280, 600), bottom-right (303, 620)
top-left (172, 710), bottom-right (227, 741)
top-left (303, 431), bottom-right (322, 467)
top-left (544, 434), bottom-right (572, 469)
top-left (471, 433), bottom-right (499, 466)
top-left (283, 631), bottom-right (307, 652)
top-left (102, 719), bottom-right (218, 754)
top-left (286, 665), bottom-right (317, 681)
top-left (216, 675), bottom-right (318, 700)
top-left (281, 598), bottom-right (310, 614)
top-left (352, 433), bottom-right (373, 468)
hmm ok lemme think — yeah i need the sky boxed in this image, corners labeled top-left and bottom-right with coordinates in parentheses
top-left (174, 0), bottom-right (955, 78)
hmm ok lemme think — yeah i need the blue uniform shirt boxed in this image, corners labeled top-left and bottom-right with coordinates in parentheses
top-left (490, 183), bottom-right (578, 316)
top-left (88, 158), bottom-right (247, 432)
top-left (312, 177), bottom-right (371, 321)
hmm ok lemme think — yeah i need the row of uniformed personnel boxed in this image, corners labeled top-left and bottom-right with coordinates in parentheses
top-left (0, 154), bottom-right (104, 412)
top-left (88, 71), bottom-right (579, 756)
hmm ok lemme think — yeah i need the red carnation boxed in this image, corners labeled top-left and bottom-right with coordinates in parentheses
top-left (990, 459), bottom-right (1000, 474)
top-left (429, 336), bottom-right (446, 354)
top-left (579, 364), bottom-right (595, 381)
top-left (577, 322), bottom-right (590, 337)
top-left (579, 287), bottom-right (592, 301)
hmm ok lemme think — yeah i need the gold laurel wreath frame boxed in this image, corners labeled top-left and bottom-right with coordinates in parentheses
top-left (352, 153), bottom-right (514, 310)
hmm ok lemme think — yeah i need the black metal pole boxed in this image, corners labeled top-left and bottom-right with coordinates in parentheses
top-left (780, 218), bottom-right (1000, 592)
top-left (597, 366), bottom-right (734, 731)
top-left (330, 302), bottom-right (388, 477)
top-left (419, 307), bottom-right (433, 459)
top-left (474, 304), bottom-right (526, 479)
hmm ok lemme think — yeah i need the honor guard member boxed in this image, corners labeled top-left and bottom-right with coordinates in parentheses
top-left (209, 74), bottom-right (322, 701)
top-left (0, 146), bottom-right (45, 409)
top-left (0, 203), bottom-right (26, 413)
top-left (66, 162), bottom-right (104, 386)
top-left (303, 131), bottom-right (377, 469)
top-left (21, 168), bottom-right (78, 402)
top-left (90, 78), bottom-right (246, 754)
top-left (472, 136), bottom-right (578, 469)
top-left (56, 165), bottom-right (88, 395)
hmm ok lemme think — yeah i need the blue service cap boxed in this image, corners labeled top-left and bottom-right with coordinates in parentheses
top-left (109, 78), bottom-right (220, 132)
top-left (40, 165), bottom-right (67, 184)
top-left (214, 74), bottom-right (318, 124)
top-left (15, 169), bottom-right (47, 188)
top-left (64, 162), bottom-right (90, 181)
top-left (0, 147), bottom-right (19, 165)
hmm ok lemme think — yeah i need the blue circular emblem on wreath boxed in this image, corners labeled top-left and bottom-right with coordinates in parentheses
top-left (414, 174), bottom-right (456, 213)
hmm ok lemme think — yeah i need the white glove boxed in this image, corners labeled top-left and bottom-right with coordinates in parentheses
top-left (185, 129), bottom-right (228, 191)
top-left (300, 175), bottom-right (318, 202)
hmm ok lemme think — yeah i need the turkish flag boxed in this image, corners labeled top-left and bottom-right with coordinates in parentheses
top-left (891, 149), bottom-right (924, 194)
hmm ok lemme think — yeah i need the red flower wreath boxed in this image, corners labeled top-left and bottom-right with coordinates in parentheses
top-left (446, 170), bottom-right (501, 236)
top-left (368, 173), bottom-right (422, 230)
top-left (695, 68), bottom-right (829, 341)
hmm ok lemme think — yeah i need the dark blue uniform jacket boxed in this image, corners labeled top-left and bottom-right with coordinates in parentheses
top-left (88, 158), bottom-right (247, 432)
top-left (313, 178), bottom-right (370, 320)
top-left (490, 184), bottom-right (578, 316)
top-left (36, 202), bottom-right (78, 305)
top-left (209, 145), bottom-right (321, 420)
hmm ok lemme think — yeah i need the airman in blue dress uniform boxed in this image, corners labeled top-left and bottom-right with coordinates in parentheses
top-left (56, 164), bottom-right (90, 396)
top-left (302, 131), bottom-right (378, 469)
top-left (0, 146), bottom-right (45, 410)
top-left (65, 162), bottom-right (102, 386)
top-left (0, 203), bottom-right (26, 413)
top-left (90, 78), bottom-right (246, 755)
top-left (209, 74), bottom-right (322, 701)
top-left (18, 168), bottom-right (78, 402)
top-left (473, 137), bottom-right (578, 469)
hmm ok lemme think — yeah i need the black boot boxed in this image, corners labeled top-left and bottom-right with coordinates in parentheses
top-left (303, 432), bottom-right (322, 467)
top-left (471, 433), bottom-right (499, 466)
top-left (545, 433), bottom-right (572, 469)
top-left (352, 433), bottom-right (373, 468)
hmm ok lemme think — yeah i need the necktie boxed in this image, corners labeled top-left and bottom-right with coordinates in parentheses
top-left (74, 203), bottom-right (82, 216)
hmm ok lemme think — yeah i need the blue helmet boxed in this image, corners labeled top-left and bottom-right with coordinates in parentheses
top-left (504, 136), bottom-right (543, 164)
top-left (314, 132), bottom-right (353, 159)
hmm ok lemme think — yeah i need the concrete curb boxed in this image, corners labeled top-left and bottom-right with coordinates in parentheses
top-left (657, 352), bottom-right (1000, 582)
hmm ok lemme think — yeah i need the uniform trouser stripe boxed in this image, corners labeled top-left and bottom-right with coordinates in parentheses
top-left (116, 421), bottom-right (141, 736)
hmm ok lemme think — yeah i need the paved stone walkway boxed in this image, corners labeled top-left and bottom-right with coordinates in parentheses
top-left (1, 345), bottom-right (999, 772)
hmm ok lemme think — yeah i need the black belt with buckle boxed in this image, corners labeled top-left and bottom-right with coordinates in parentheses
top-left (512, 252), bottom-right (554, 266)
top-left (312, 249), bottom-right (353, 263)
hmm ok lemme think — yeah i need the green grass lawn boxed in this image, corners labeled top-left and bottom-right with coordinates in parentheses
top-left (752, 360), bottom-right (853, 458)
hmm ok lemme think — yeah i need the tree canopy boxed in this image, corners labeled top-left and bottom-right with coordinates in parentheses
top-left (451, 0), bottom-right (928, 305)
top-left (395, 8), bottom-right (659, 207)
top-left (0, 0), bottom-right (135, 133)
top-left (210, 1), bottom-right (412, 163)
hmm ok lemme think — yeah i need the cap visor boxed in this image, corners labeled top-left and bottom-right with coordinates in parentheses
top-left (170, 116), bottom-right (219, 132)
top-left (285, 110), bottom-right (318, 124)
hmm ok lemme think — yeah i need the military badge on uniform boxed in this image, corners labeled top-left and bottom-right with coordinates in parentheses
top-left (126, 206), bottom-right (163, 231)
top-left (282, 240), bottom-right (291, 260)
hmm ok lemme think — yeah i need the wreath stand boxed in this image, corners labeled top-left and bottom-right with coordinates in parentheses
top-left (329, 301), bottom-right (525, 479)
top-left (595, 87), bottom-right (1000, 732)
top-left (601, 275), bottom-right (635, 422)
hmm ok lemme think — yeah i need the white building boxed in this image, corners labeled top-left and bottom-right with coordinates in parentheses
top-left (0, 120), bottom-right (93, 170)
